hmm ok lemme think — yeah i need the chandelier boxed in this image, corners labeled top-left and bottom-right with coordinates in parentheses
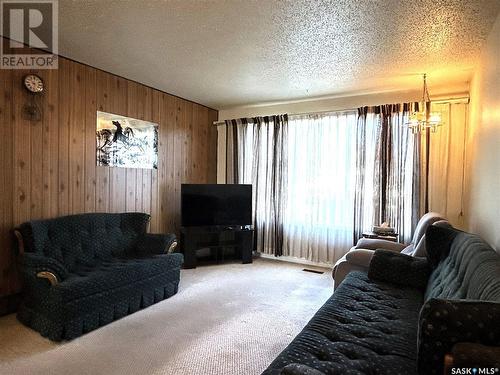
top-left (406, 74), bottom-right (442, 134)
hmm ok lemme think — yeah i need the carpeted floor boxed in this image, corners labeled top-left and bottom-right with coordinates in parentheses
top-left (0, 258), bottom-right (332, 375)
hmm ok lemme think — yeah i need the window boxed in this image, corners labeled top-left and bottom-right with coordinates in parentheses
top-left (283, 112), bottom-right (357, 263)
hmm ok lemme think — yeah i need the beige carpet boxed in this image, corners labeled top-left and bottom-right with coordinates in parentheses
top-left (0, 258), bottom-right (332, 375)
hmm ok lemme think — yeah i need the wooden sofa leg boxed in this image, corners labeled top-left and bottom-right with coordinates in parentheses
top-left (443, 353), bottom-right (454, 375)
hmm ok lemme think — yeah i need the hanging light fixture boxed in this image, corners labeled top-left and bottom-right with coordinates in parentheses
top-left (406, 74), bottom-right (442, 134)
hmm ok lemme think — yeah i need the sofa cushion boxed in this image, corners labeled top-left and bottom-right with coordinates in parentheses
top-left (425, 226), bottom-right (500, 302)
top-left (20, 213), bottom-right (150, 272)
top-left (262, 272), bottom-right (423, 375)
top-left (53, 253), bottom-right (183, 303)
top-left (368, 250), bottom-right (431, 290)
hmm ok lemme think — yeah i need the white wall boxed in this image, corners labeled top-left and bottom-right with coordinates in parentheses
top-left (218, 83), bottom-right (469, 120)
top-left (466, 13), bottom-right (500, 251)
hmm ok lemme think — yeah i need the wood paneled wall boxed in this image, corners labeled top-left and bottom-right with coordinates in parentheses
top-left (0, 56), bottom-right (218, 299)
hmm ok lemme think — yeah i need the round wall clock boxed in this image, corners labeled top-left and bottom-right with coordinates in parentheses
top-left (23, 74), bottom-right (44, 93)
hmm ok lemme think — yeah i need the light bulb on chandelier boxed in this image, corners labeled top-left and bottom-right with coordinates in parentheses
top-left (406, 74), bottom-right (442, 134)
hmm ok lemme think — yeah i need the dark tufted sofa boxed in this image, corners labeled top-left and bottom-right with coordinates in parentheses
top-left (15, 212), bottom-right (183, 341)
top-left (262, 225), bottom-right (500, 375)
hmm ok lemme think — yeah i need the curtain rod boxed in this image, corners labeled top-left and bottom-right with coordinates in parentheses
top-left (212, 96), bottom-right (470, 126)
top-left (212, 108), bottom-right (355, 126)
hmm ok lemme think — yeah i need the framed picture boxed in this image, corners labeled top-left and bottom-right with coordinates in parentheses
top-left (96, 111), bottom-right (158, 169)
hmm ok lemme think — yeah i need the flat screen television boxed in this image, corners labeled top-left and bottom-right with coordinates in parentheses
top-left (181, 184), bottom-right (252, 227)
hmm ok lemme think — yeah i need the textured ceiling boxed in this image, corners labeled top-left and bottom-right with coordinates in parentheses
top-left (57, 0), bottom-right (500, 109)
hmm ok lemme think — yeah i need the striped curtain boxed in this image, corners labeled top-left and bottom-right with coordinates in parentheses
top-left (224, 115), bottom-right (288, 256)
top-left (221, 103), bottom-right (465, 263)
top-left (354, 103), bottom-right (421, 243)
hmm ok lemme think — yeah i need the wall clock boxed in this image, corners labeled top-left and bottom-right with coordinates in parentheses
top-left (23, 74), bottom-right (44, 93)
top-left (22, 74), bottom-right (44, 121)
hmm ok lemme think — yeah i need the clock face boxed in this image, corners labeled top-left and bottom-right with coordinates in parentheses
top-left (24, 74), bottom-right (44, 93)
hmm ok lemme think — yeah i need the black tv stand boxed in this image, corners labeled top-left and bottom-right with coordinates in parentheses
top-left (180, 226), bottom-right (254, 269)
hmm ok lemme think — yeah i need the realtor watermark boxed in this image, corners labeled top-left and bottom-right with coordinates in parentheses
top-left (1, 0), bottom-right (58, 69)
top-left (451, 368), bottom-right (499, 375)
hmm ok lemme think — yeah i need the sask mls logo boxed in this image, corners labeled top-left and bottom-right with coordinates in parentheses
top-left (0, 0), bottom-right (58, 69)
top-left (451, 368), bottom-right (500, 375)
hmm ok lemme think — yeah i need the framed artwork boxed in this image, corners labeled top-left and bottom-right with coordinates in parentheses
top-left (96, 111), bottom-right (158, 169)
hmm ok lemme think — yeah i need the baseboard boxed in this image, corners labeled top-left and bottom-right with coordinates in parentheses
top-left (256, 253), bottom-right (333, 269)
top-left (0, 293), bottom-right (22, 316)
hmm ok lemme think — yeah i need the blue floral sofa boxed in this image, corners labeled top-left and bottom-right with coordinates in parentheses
top-left (262, 225), bottom-right (500, 375)
top-left (15, 212), bottom-right (183, 341)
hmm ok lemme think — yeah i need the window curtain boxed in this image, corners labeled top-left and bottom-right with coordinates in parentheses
top-left (354, 103), bottom-right (421, 243)
top-left (228, 112), bottom-right (357, 261)
top-left (222, 103), bottom-right (426, 264)
top-left (282, 112), bottom-right (357, 263)
top-left (427, 102), bottom-right (468, 228)
top-left (224, 115), bottom-right (288, 256)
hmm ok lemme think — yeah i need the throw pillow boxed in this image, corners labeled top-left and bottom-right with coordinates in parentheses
top-left (414, 220), bottom-right (454, 258)
top-left (425, 225), bottom-right (461, 268)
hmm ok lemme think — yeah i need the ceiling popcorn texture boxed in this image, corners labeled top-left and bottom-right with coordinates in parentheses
top-left (57, 0), bottom-right (500, 109)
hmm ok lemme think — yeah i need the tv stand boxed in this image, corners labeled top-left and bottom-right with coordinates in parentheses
top-left (180, 226), bottom-right (254, 269)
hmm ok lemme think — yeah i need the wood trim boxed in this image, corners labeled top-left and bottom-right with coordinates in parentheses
top-left (36, 271), bottom-right (58, 286)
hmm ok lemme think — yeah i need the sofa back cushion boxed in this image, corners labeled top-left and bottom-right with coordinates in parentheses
top-left (425, 226), bottom-right (500, 302)
top-left (20, 213), bottom-right (150, 272)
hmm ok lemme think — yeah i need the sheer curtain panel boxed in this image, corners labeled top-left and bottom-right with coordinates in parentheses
top-left (427, 102), bottom-right (469, 228)
top-left (283, 112), bottom-right (357, 263)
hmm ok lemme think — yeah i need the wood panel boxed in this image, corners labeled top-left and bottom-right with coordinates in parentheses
top-left (12, 70), bottom-right (32, 226)
top-left (84, 67), bottom-right (97, 213)
top-left (149, 90), bottom-right (161, 233)
top-left (68, 62), bottom-right (87, 215)
top-left (0, 54), bottom-right (217, 301)
top-left (57, 60), bottom-right (71, 216)
top-left (0, 68), bottom-right (14, 298)
top-left (41, 68), bottom-right (60, 218)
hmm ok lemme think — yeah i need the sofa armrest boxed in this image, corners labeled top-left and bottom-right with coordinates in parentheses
top-left (281, 363), bottom-right (326, 375)
top-left (368, 250), bottom-right (430, 290)
top-left (21, 253), bottom-right (68, 284)
top-left (345, 249), bottom-right (375, 268)
top-left (355, 238), bottom-right (407, 252)
top-left (417, 299), bottom-right (500, 375)
top-left (135, 233), bottom-right (178, 256)
top-left (332, 254), bottom-right (370, 290)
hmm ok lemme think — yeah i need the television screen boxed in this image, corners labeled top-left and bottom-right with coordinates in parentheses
top-left (181, 184), bottom-right (252, 227)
